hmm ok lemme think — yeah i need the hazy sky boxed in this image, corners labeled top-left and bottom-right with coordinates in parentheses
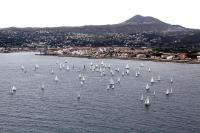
top-left (0, 0), bottom-right (199, 28)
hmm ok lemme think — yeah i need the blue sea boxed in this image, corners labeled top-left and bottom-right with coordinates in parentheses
top-left (0, 52), bottom-right (200, 133)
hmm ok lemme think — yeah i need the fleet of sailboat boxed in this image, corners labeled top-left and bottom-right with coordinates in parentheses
top-left (14, 59), bottom-right (176, 108)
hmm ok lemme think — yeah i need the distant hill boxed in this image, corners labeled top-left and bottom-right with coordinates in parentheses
top-left (0, 15), bottom-right (190, 34)
top-left (123, 15), bottom-right (165, 24)
top-left (41, 15), bottom-right (189, 34)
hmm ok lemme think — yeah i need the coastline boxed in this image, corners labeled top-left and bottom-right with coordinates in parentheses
top-left (36, 53), bottom-right (200, 64)
top-left (1, 48), bottom-right (199, 64)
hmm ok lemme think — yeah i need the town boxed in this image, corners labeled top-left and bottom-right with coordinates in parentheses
top-left (0, 28), bottom-right (200, 63)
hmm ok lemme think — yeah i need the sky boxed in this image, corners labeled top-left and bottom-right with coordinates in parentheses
top-left (0, 0), bottom-right (199, 29)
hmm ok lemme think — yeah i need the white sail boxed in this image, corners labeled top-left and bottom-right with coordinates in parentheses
top-left (170, 78), bottom-right (173, 84)
top-left (77, 93), bottom-right (81, 100)
top-left (170, 87), bottom-right (173, 93)
top-left (41, 84), bottom-right (45, 90)
top-left (106, 85), bottom-right (110, 90)
top-left (140, 63), bottom-right (144, 68)
top-left (21, 65), bottom-right (25, 71)
top-left (110, 70), bottom-right (114, 76)
top-left (35, 64), bottom-right (39, 69)
top-left (140, 94), bottom-right (144, 101)
top-left (126, 69), bottom-right (130, 75)
top-left (115, 68), bottom-right (120, 72)
top-left (137, 71), bottom-right (140, 75)
top-left (66, 66), bottom-right (70, 71)
top-left (79, 74), bottom-right (82, 79)
top-left (158, 76), bottom-right (161, 81)
top-left (146, 84), bottom-right (150, 91)
top-left (153, 90), bottom-right (156, 96)
top-left (108, 64), bottom-right (111, 69)
top-left (145, 96), bottom-right (150, 106)
top-left (150, 77), bottom-right (155, 84)
top-left (80, 81), bottom-right (84, 86)
top-left (12, 85), bottom-right (16, 92)
top-left (122, 71), bottom-right (125, 76)
top-left (125, 64), bottom-right (130, 69)
top-left (101, 61), bottom-right (104, 66)
top-left (166, 89), bottom-right (170, 95)
top-left (136, 72), bottom-right (138, 77)
top-left (51, 69), bottom-right (54, 74)
top-left (55, 75), bottom-right (58, 82)
top-left (59, 63), bottom-right (62, 70)
top-left (109, 78), bottom-right (114, 85)
top-left (81, 76), bottom-right (85, 82)
top-left (117, 77), bottom-right (121, 84)
top-left (90, 62), bottom-right (93, 66)
top-left (100, 72), bottom-right (103, 77)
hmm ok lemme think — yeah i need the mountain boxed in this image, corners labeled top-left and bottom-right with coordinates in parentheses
top-left (0, 15), bottom-right (191, 34)
top-left (45, 15), bottom-right (188, 34)
top-left (123, 15), bottom-right (165, 24)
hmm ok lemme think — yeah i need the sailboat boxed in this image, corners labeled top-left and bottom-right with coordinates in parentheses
top-left (148, 68), bottom-right (151, 72)
top-left (108, 64), bottom-right (111, 69)
top-left (166, 89), bottom-right (170, 95)
top-left (35, 64), bottom-right (39, 70)
top-left (117, 77), bottom-right (121, 84)
top-left (140, 94), bottom-right (144, 101)
top-left (101, 61), bottom-right (104, 66)
top-left (10, 85), bottom-right (16, 94)
top-left (158, 76), bottom-right (161, 81)
top-left (135, 72), bottom-right (138, 77)
top-left (140, 63), bottom-right (144, 68)
top-left (137, 71), bottom-right (140, 75)
top-left (106, 85), bottom-right (110, 90)
top-left (79, 74), bottom-right (82, 79)
top-left (110, 69), bottom-right (114, 76)
top-left (122, 71), bottom-right (125, 77)
top-left (90, 62), bottom-right (93, 66)
top-left (66, 66), bottom-right (70, 71)
top-left (21, 65), bottom-right (25, 71)
top-left (126, 69), bottom-right (130, 75)
top-left (170, 78), bottom-right (173, 84)
top-left (144, 96), bottom-right (150, 106)
top-left (109, 78), bottom-right (115, 89)
top-left (115, 68), bottom-right (120, 73)
top-left (150, 77), bottom-right (155, 84)
top-left (100, 71), bottom-right (103, 77)
top-left (80, 81), bottom-right (84, 86)
top-left (153, 90), bottom-right (156, 96)
top-left (12, 85), bottom-right (16, 92)
top-left (77, 93), bottom-right (81, 100)
top-left (170, 87), bottom-right (173, 94)
top-left (54, 75), bottom-right (58, 82)
top-left (41, 84), bottom-right (45, 90)
top-left (51, 68), bottom-right (54, 74)
top-left (125, 64), bottom-right (130, 69)
top-left (81, 76), bottom-right (86, 83)
top-left (146, 84), bottom-right (150, 91)
top-left (59, 63), bottom-right (62, 70)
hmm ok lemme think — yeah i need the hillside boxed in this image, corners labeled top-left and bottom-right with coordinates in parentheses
top-left (0, 15), bottom-right (200, 53)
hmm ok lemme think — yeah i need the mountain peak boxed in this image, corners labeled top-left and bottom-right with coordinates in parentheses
top-left (123, 15), bottom-right (165, 24)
